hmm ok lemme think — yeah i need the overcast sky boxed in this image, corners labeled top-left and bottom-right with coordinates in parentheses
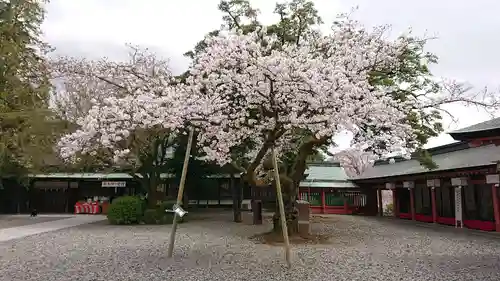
top-left (41, 0), bottom-right (500, 150)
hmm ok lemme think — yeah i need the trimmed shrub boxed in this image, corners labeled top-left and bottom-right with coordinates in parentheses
top-left (140, 197), bottom-right (148, 213)
top-left (142, 209), bottom-right (159, 224)
top-left (156, 199), bottom-right (177, 214)
top-left (156, 199), bottom-right (185, 224)
top-left (107, 196), bottom-right (143, 225)
top-left (159, 213), bottom-right (176, 224)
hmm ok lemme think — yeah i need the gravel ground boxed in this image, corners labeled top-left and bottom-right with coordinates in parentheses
top-left (0, 215), bottom-right (70, 229)
top-left (0, 213), bottom-right (499, 281)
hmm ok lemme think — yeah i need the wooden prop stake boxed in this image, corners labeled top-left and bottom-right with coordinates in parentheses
top-left (271, 147), bottom-right (292, 268)
top-left (167, 127), bottom-right (195, 258)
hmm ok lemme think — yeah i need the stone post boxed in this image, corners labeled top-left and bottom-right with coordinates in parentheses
top-left (296, 200), bottom-right (310, 238)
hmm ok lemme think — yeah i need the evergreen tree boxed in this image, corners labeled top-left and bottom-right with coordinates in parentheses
top-left (0, 0), bottom-right (57, 181)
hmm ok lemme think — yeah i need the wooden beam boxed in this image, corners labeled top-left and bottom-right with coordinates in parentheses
top-left (356, 167), bottom-right (495, 185)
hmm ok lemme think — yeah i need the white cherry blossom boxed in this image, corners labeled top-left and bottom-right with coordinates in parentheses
top-left (187, 20), bottom-right (418, 166)
top-left (54, 47), bottom-right (191, 166)
top-left (55, 20), bottom-right (425, 171)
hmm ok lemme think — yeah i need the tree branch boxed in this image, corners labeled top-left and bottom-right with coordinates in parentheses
top-left (290, 135), bottom-right (329, 187)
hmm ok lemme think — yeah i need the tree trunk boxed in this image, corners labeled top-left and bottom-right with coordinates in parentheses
top-left (231, 174), bottom-right (242, 222)
top-left (271, 136), bottom-right (328, 235)
top-left (148, 191), bottom-right (159, 208)
top-left (147, 176), bottom-right (159, 209)
top-left (272, 189), bottom-right (299, 235)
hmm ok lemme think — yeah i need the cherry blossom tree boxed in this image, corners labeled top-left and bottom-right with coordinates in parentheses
top-left (184, 0), bottom-right (500, 234)
top-left (184, 20), bottom-right (419, 233)
top-left (333, 149), bottom-right (376, 177)
top-left (53, 46), bottom-right (193, 207)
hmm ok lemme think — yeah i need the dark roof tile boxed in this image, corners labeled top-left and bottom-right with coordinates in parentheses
top-left (354, 144), bottom-right (499, 180)
top-left (450, 117), bottom-right (500, 134)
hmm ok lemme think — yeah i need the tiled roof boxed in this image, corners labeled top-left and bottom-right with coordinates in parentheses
top-left (31, 173), bottom-right (239, 179)
top-left (301, 162), bottom-right (358, 188)
top-left (450, 117), bottom-right (500, 134)
top-left (304, 162), bottom-right (349, 181)
top-left (354, 144), bottom-right (500, 180)
top-left (300, 181), bottom-right (358, 188)
top-left (31, 162), bottom-right (358, 188)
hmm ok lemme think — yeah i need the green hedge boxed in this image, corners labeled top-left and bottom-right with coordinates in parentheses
top-left (142, 200), bottom-right (186, 225)
top-left (142, 209), bottom-right (159, 224)
top-left (107, 196), bottom-right (144, 225)
top-left (107, 197), bottom-right (187, 225)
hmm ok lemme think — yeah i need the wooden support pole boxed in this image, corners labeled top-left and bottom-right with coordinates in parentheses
top-left (271, 147), bottom-right (292, 268)
top-left (167, 127), bottom-right (195, 258)
top-left (392, 188), bottom-right (398, 218)
top-left (231, 173), bottom-right (242, 222)
top-left (409, 188), bottom-right (416, 220)
top-left (320, 190), bottom-right (326, 214)
top-left (492, 184), bottom-right (500, 232)
top-left (431, 187), bottom-right (437, 223)
top-left (377, 188), bottom-right (383, 216)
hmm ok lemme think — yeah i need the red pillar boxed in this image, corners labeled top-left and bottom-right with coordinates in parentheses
top-left (392, 189), bottom-right (398, 217)
top-left (377, 188), bottom-right (383, 216)
top-left (431, 187), bottom-right (437, 223)
top-left (321, 190), bottom-right (326, 214)
top-left (492, 184), bottom-right (500, 232)
top-left (409, 188), bottom-right (416, 220)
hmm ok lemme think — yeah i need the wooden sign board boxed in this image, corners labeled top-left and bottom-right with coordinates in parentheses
top-left (403, 181), bottom-right (414, 189)
top-left (454, 186), bottom-right (463, 228)
top-left (426, 179), bottom-right (441, 188)
top-left (451, 177), bottom-right (467, 187)
top-left (486, 174), bottom-right (500, 184)
top-left (101, 181), bottom-right (126, 188)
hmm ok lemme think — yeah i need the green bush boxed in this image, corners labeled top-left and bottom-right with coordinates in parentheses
top-left (107, 196), bottom-right (144, 225)
top-left (157, 199), bottom-right (178, 215)
top-left (159, 213), bottom-right (176, 224)
top-left (140, 197), bottom-right (148, 213)
top-left (155, 199), bottom-right (185, 224)
top-left (142, 209), bottom-right (160, 224)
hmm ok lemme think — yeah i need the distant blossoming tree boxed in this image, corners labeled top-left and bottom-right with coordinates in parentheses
top-left (53, 47), bottom-right (194, 207)
top-left (334, 149), bottom-right (376, 177)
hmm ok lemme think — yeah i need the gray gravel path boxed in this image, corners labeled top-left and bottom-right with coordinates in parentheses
top-left (0, 213), bottom-right (499, 281)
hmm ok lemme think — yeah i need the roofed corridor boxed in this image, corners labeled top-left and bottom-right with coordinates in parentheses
top-left (0, 213), bottom-right (498, 281)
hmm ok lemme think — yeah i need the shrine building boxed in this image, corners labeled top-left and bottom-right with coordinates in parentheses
top-left (353, 117), bottom-right (500, 232)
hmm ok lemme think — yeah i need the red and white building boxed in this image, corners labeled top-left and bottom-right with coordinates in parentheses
top-left (354, 117), bottom-right (500, 232)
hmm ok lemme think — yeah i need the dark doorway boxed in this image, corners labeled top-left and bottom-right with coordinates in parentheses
top-left (436, 182), bottom-right (455, 218)
top-left (462, 184), bottom-right (494, 222)
top-left (398, 188), bottom-right (410, 214)
top-left (414, 182), bottom-right (432, 216)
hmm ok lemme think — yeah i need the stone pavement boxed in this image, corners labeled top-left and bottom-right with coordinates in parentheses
top-left (0, 215), bottom-right (106, 243)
